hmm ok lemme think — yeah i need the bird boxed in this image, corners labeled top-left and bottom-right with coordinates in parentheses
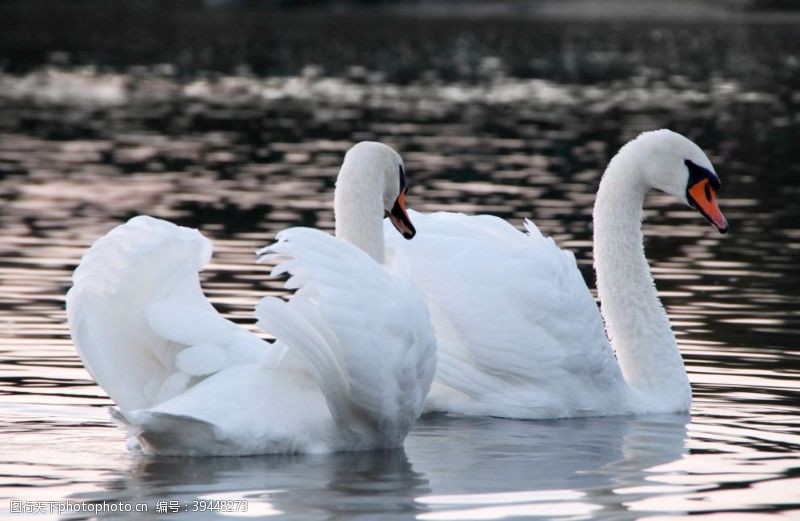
top-left (384, 129), bottom-right (728, 419)
top-left (67, 141), bottom-right (437, 456)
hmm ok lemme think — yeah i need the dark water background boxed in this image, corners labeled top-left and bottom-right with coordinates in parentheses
top-left (0, 5), bottom-right (799, 519)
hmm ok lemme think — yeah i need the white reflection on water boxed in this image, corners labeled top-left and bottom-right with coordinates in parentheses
top-left (27, 415), bottom-right (690, 520)
top-left (1, 62), bottom-right (799, 519)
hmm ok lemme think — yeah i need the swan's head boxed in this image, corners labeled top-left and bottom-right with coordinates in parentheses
top-left (341, 141), bottom-right (416, 239)
top-left (629, 129), bottom-right (728, 234)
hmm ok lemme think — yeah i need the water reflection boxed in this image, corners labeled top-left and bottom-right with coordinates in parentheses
top-left (67, 449), bottom-right (427, 520)
top-left (410, 415), bottom-right (689, 520)
top-left (58, 415), bottom-right (690, 520)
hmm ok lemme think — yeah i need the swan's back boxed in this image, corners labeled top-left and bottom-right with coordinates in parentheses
top-left (256, 227), bottom-right (437, 448)
top-left (385, 210), bottom-right (629, 418)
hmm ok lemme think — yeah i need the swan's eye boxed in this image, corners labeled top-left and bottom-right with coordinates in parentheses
top-left (399, 164), bottom-right (407, 193)
top-left (684, 159), bottom-right (720, 203)
top-left (684, 159), bottom-right (728, 233)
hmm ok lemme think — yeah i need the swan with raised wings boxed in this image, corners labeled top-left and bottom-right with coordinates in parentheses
top-left (384, 129), bottom-right (727, 419)
top-left (67, 141), bottom-right (436, 456)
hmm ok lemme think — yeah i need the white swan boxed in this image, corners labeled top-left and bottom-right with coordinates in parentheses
top-left (67, 141), bottom-right (436, 456)
top-left (384, 129), bottom-right (728, 419)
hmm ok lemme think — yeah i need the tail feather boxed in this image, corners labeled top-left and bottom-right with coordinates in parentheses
top-left (122, 410), bottom-right (232, 456)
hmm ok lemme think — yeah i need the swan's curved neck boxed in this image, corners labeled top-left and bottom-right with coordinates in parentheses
top-left (593, 158), bottom-right (690, 401)
top-left (334, 164), bottom-right (386, 264)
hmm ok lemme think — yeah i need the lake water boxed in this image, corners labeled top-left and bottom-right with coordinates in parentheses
top-left (1, 10), bottom-right (799, 520)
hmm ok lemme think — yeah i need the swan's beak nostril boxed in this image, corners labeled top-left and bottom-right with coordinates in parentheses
top-left (388, 191), bottom-right (416, 240)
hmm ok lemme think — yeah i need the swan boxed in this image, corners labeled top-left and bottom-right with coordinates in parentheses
top-left (66, 141), bottom-right (436, 456)
top-left (384, 129), bottom-right (728, 419)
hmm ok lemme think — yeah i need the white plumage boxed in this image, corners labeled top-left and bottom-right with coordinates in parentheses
top-left (385, 130), bottom-right (728, 419)
top-left (384, 210), bottom-right (628, 419)
top-left (67, 142), bottom-right (436, 455)
top-left (256, 227), bottom-right (435, 450)
top-left (68, 216), bottom-right (265, 413)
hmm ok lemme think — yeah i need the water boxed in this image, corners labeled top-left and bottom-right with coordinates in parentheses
top-left (1, 10), bottom-right (800, 520)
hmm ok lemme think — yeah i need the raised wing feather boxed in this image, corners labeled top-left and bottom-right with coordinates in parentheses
top-left (66, 216), bottom-right (266, 412)
top-left (385, 210), bottom-right (626, 417)
top-left (255, 227), bottom-right (436, 446)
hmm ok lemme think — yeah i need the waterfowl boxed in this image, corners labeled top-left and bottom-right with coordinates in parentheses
top-left (385, 130), bottom-right (727, 419)
top-left (67, 141), bottom-right (436, 455)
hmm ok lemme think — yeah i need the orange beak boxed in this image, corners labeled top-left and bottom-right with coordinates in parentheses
top-left (688, 178), bottom-right (728, 234)
top-left (387, 191), bottom-right (416, 239)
